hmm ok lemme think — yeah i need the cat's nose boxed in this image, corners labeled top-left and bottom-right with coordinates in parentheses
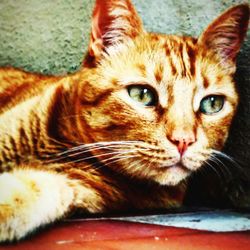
top-left (169, 131), bottom-right (196, 156)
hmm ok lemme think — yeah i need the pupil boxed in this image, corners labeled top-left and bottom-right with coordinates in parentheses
top-left (211, 97), bottom-right (215, 106)
top-left (210, 97), bottom-right (216, 108)
top-left (140, 88), bottom-right (147, 100)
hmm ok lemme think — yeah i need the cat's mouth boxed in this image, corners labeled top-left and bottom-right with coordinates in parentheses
top-left (159, 160), bottom-right (190, 171)
top-left (152, 162), bottom-right (191, 186)
top-left (165, 162), bottom-right (191, 174)
top-left (154, 160), bottom-right (192, 174)
top-left (171, 162), bottom-right (189, 170)
top-left (161, 156), bottom-right (204, 172)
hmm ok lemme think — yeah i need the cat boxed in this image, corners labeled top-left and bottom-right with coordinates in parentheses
top-left (0, 0), bottom-right (249, 242)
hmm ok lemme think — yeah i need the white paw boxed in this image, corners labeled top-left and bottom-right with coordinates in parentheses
top-left (0, 170), bottom-right (74, 242)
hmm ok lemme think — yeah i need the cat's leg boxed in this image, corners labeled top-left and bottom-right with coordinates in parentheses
top-left (0, 168), bottom-right (76, 242)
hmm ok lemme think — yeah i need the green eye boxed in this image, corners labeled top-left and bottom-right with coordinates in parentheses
top-left (128, 85), bottom-right (157, 106)
top-left (200, 95), bottom-right (224, 115)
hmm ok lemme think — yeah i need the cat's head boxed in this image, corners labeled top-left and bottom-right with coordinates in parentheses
top-left (76, 0), bottom-right (249, 186)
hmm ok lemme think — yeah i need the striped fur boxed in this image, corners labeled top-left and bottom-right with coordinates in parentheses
top-left (0, 0), bottom-right (249, 242)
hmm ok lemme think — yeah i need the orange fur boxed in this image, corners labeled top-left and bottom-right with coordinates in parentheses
top-left (0, 0), bottom-right (249, 242)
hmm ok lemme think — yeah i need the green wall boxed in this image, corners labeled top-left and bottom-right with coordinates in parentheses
top-left (0, 0), bottom-right (94, 74)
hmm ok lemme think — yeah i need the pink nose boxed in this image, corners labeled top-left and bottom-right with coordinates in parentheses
top-left (169, 132), bottom-right (196, 156)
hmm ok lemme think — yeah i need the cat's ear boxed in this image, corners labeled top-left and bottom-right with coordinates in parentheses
top-left (198, 4), bottom-right (249, 63)
top-left (88, 0), bottom-right (144, 59)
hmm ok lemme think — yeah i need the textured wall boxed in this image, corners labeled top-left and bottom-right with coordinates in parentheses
top-left (0, 0), bottom-right (249, 205)
top-left (0, 0), bottom-right (95, 74)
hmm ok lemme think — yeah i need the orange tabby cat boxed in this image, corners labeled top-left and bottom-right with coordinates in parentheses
top-left (0, 0), bottom-right (249, 242)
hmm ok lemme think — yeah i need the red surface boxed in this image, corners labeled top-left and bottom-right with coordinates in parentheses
top-left (1, 220), bottom-right (250, 250)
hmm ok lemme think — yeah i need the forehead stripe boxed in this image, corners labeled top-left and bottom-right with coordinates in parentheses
top-left (186, 45), bottom-right (196, 77)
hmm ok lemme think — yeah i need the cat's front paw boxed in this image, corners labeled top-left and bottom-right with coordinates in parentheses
top-left (0, 170), bottom-right (74, 242)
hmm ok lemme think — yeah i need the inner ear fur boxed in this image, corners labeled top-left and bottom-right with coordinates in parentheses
top-left (198, 4), bottom-right (249, 62)
top-left (88, 0), bottom-right (144, 59)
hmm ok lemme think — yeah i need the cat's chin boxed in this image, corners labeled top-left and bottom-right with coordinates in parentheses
top-left (154, 164), bottom-right (191, 186)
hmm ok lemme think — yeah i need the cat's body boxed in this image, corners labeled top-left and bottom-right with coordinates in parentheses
top-left (0, 66), bottom-right (184, 209)
top-left (0, 0), bottom-right (249, 242)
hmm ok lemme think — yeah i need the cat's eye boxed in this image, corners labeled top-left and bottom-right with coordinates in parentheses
top-left (199, 95), bottom-right (225, 115)
top-left (128, 85), bottom-right (157, 106)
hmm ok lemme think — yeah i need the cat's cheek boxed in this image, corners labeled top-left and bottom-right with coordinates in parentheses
top-left (202, 114), bottom-right (234, 149)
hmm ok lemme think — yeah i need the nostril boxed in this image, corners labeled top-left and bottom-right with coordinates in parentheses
top-left (185, 137), bottom-right (195, 147)
top-left (169, 134), bottom-right (196, 156)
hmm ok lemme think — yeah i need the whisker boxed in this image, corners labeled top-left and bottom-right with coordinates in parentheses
top-left (55, 141), bottom-right (140, 156)
top-left (210, 155), bottom-right (233, 179)
top-left (64, 148), bottom-right (140, 164)
top-left (122, 158), bottom-right (142, 176)
top-left (39, 132), bottom-right (81, 148)
top-left (78, 154), bottom-right (140, 172)
top-left (91, 154), bottom-right (140, 171)
top-left (211, 149), bottom-right (246, 176)
top-left (59, 140), bottom-right (175, 157)
top-left (48, 146), bottom-right (134, 162)
top-left (147, 155), bottom-right (155, 170)
top-left (59, 114), bottom-right (84, 120)
top-left (205, 159), bottom-right (223, 180)
top-left (51, 147), bottom-right (150, 164)
top-left (209, 157), bottom-right (229, 180)
top-left (212, 150), bottom-right (241, 165)
top-left (47, 140), bottom-right (155, 163)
